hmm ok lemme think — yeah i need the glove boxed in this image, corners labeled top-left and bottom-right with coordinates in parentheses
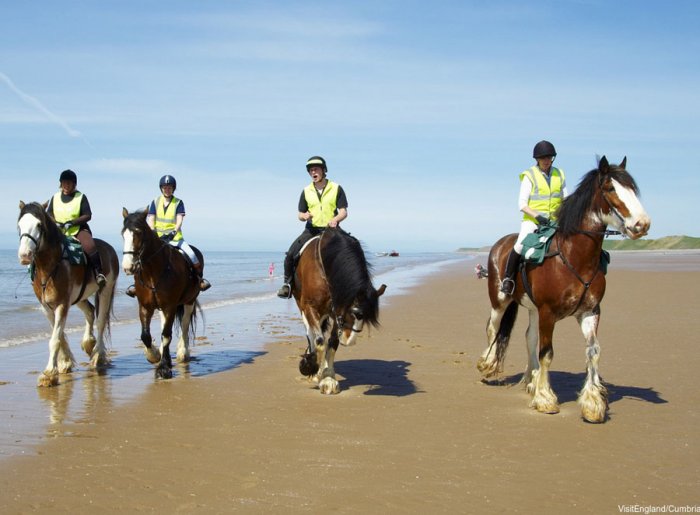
top-left (161, 230), bottom-right (177, 242)
top-left (535, 215), bottom-right (549, 226)
top-left (61, 221), bottom-right (73, 230)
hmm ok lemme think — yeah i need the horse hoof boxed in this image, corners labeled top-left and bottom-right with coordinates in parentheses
top-left (319, 377), bottom-right (340, 395)
top-left (90, 353), bottom-right (110, 369)
top-left (37, 372), bottom-right (59, 387)
top-left (299, 354), bottom-right (319, 377)
top-left (81, 336), bottom-right (97, 356)
top-left (155, 367), bottom-right (172, 380)
top-left (144, 348), bottom-right (161, 364)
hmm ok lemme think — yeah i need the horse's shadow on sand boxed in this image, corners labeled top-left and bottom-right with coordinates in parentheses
top-left (335, 359), bottom-right (420, 396)
top-left (484, 370), bottom-right (667, 407)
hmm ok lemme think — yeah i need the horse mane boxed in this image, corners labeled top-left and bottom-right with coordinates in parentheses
top-left (557, 161), bottom-right (639, 237)
top-left (19, 201), bottom-right (63, 248)
top-left (321, 228), bottom-right (380, 327)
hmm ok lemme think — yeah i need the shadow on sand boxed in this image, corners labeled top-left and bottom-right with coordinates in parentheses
top-left (335, 359), bottom-right (421, 396)
top-left (481, 370), bottom-right (667, 407)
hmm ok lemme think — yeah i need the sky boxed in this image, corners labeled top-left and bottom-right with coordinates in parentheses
top-left (1, 0), bottom-right (698, 253)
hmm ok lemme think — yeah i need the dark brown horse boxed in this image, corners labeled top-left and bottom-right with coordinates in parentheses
top-left (293, 227), bottom-right (386, 394)
top-left (477, 157), bottom-right (651, 422)
top-left (121, 208), bottom-right (204, 379)
top-left (17, 201), bottom-right (119, 387)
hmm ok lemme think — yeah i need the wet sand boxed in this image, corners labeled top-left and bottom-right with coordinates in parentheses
top-left (1, 251), bottom-right (699, 513)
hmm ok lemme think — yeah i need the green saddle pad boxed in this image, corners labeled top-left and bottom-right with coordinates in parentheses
top-left (521, 223), bottom-right (557, 264)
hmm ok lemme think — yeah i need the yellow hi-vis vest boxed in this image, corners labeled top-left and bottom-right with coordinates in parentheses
top-left (520, 166), bottom-right (566, 223)
top-left (52, 191), bottom-right (83, 237)
top-left (304, 180), bottom-right (339, 228)
top-left (154, 195), bottom-right (183, 241)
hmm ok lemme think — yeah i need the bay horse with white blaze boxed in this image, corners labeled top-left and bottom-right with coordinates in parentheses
top-left (293, 227), bottom-right (386, 394)
top-left (17, 201), bottom-right (119, 387)
top-left (121, 208), bottom-right (204, 379)
top-left (477, 157), bottom-right (650, 423)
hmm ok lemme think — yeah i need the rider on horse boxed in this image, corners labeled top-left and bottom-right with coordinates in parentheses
top-left (277, 156), bottom-right (348, 299)
top-left (47, 169), bottom-right (106, 288)
top-left (500, 140), bottom-right (569, 295)
top-left (126, 174), bottom-right (210, 297)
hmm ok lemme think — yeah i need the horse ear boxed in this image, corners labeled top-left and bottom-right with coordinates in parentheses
top-left (376, 284), bottom-right (387, 297)
top-left (620, 156), bottom-right (627, 170)
top-left (599, 156), bottom-right (609, 173)
top-left (122, 207), bottom-right (129, 219)
top-left (19, 200), bottom-right (25, 210)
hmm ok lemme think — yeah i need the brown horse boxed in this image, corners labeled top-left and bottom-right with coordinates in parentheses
top-left (477, 157), bottom-right (651, 422)
top-left (121, 208), bottom-right (204, 379)
top-left (293, 227), bottom-right (386, 394)
top-left (17, 201), bottom-right (119, 387)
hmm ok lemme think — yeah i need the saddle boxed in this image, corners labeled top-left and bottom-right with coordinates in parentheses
top-left (521, 222), bottom-right (557, 264)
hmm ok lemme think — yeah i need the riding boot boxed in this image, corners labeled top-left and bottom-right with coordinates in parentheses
top-left (193, 263), bottom-right (211, 292)
top-left (500, 249), bottom-right (520, 295)
top-left (277, 253), bottom-right (294, 299)
top-left (89, 251), bottom-right (107, 289)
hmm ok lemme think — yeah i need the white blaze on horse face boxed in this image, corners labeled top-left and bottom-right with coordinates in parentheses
top-left (608, 178), bottom-right (651, 239)
top-left (122, 229), bottom-right (136, 275)
top-left (17, 213), bottom-right (41, 265)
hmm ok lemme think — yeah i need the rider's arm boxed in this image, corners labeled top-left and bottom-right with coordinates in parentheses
top-left (518, 175), bottom-right (543, 219)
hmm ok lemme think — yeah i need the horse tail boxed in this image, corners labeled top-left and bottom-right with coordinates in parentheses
top-left (94, 275), bottom-right (116, 343)
top-left (176, 300), bottom-right (204, 341)
top-left (493, 300), bottom-right (518, 368)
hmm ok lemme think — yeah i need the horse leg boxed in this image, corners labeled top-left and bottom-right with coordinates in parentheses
top-left (176, 303), bottom-right (195, 363)
top-left (39, 305), bottom-right (73, 386)
top-left (520, 307), bottom-right (540, 392)
top-left (140, 305), bottom-right (160, 364)
top-left (529, 310), bottom-right (559, 414)
top-left (156, 309), bottom-right (176, 379)
top-left (477, 302), bottom-right (517, 378)
top-left (577, 307), bottom-right (608, 423)
top-left (75, 299), bottom-right (98, 362)
top-left (318, 324), bottom-right (340, 395)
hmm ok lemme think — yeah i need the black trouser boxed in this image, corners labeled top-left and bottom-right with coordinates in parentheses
top-left (283, 227), bottom-right (323, 282)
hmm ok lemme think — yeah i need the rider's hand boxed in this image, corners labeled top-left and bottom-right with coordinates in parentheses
top-left (535, 215), bottom-right (549, 226)
top-left (62, 221), bottom-right (73, 230)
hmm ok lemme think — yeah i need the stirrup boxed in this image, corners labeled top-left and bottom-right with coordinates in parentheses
top-left (200, 278), bottom-right (211, 292)
top-left (500, 278), bottom-right (515, 295)
top-left (277, 283), bottom-right (292, 299)
top-left (125, 284), bottom-right (136, 298)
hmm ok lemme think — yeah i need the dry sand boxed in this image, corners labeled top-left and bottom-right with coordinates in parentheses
top-left (1, 254), bottom-right (699, 513)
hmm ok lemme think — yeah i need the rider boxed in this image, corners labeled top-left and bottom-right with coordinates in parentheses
top-left (500, 140), bottom-right (568, 295)
top-left (125, 175), bottom-right (210, 297)
top-left (277, 156), bottom-right (348, 299)
top-left (46, 169), bottom-right (106, 288)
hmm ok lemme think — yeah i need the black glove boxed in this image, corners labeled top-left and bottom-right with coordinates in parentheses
top-left (161, 230), bottom-right (176, 242)
top-left (61, 221), bottom-right (73, 231)
top-left (535, 215), bottom-right (549, 226)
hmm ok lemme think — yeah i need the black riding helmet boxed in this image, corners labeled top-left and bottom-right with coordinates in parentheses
top-left (59, 169), bottom-right (77, 183)
top-left (306, 156), bottom-right (327, 173)
top-left (533, 140), bottom-right (557, 159)
top-left (159, 174), bottom-right (177, 191)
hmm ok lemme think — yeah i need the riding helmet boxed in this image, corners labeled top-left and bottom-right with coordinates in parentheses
top-left (306, 156), bottom-right (327, 173)
top-left (533, 140), bottom-right (557, 159)
top-left (59, 169), bottom-right (77, 183)
top-left (159, 174), bottom-right (177, 191)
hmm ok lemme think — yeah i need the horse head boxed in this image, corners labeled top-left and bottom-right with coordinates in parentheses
top-left (121, 207), bottom-right (150, 275)
top-left (339, 283), bottom-right (386, 346)
top-left (597, 156), bottom-right (651, 239)
top-left (17, 201), bottom-right (59, 265)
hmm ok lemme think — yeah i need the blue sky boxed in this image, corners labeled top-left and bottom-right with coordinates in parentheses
top-left (2, 1), bottom-right (698, 252)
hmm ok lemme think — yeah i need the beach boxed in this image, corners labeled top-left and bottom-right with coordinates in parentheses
top-left (1, 251), bottom-right (699, 513)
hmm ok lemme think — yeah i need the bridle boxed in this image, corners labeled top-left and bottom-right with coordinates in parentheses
top-left (122, 227), bottom-right (170, 304)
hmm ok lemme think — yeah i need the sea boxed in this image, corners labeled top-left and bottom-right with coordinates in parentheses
top-left (0, 249), bottom-right (474, 350)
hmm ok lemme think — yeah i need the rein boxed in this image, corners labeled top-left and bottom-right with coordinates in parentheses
top-left (124, 236), bottom-right (170, 308)
top-left (19, 228), bottom-right (89, 308)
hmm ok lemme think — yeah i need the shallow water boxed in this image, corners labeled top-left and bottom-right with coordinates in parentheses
top-left (0, 250), bottom-right (475, 459)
